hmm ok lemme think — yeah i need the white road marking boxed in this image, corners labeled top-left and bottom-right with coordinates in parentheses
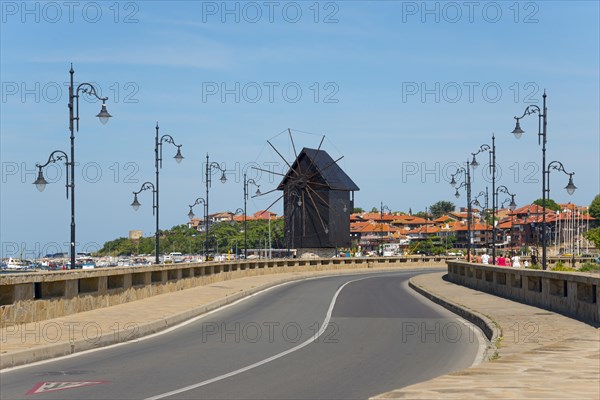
top-left (2, 270), bottom-right (415, 374)
top-left (144, 277), bottom-right (370, 400)
top-left (0, 280), bottom-right (297, 373)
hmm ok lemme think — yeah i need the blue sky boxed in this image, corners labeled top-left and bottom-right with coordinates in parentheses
top-left (1, 1), bottom-right (599, 258)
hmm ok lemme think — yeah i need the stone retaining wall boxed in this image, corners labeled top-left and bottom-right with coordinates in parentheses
top-left (446, 261), bottom-right (600, 324)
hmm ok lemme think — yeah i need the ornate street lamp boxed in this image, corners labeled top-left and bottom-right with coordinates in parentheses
top-left (450, 162), bottom-right (473, 261)
top-left (493, 185), bottom-right (517, 264)
top-left (130, 124), bottom-right (183, 264)
top-left (188, 197), bottom-right (207, 258)
top-left (510, 92), bottom-right (551, 268)
top-left (130, 182), bottom-right (158, 260)
top-left (380, 202), bottom-right (392, 256)
top-left (34, 150), bottom-right (71, 263)
top-left (470, 136), bottom-right (496, 256)
top-left (203, 154), bottom-right (228, 258)
top-left (35, 65), bottom-right (111, 270)
top-left (242, 173), bottom-right (261, 259)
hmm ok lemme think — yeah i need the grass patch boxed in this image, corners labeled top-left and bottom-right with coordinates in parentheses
top-left (526, 264), bottom-right (542, 270)
top-left (551, 262), bottom-right (578, 272)
top-left (580, 262), bottom-right (600, 272)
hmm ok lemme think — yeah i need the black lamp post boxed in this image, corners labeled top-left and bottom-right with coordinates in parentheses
top-left (35, 65), bottom-right (111, 270)
top-left (203, 154), bottom-right (228, 257)
top-left (33, 151), bottom-right (71, 266)
top-left (470, 190), bottom-right (488, 251)
top-left (243, 173), bottom-right (261, 259)
top-left (231, 208), bottom-right (244, 259)
top-left (380, 202), bottom-right (391, 255)
top-left (511, 92), bottom-right (554, 268)
top-left (470, 136), bottom-right (496, 256)
top-left (188, 197), bottom-right (207, 258)
top-left (130, 182), bottom-right (157, 260)
top-left (450, 162), bottom-right (472, 261)
top-left (493, 185), bottom-right (517, 265)
top-left (132, 124), bottom-right (183, 264)
top-left (546, 161), bottom-right (577, 267)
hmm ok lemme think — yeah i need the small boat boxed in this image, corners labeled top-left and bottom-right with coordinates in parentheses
top-left (5, 258), bottom-right (31, 270)
top-left (81, 258), bottom-right (96, 269)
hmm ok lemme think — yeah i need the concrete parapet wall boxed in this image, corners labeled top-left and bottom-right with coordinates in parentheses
top-left (446, 261), bottom-right (600, 324)
top-left (0, 256), bottom-right (447, 326)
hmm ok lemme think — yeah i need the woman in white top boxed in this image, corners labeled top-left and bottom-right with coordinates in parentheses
top-left (511, 254), bottom-right (521, 268)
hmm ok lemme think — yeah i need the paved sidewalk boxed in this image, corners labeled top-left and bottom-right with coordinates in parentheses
top-left (0, 266), bottom-right (417, 369)
top-left (373, 272), bottom-right (600, 399)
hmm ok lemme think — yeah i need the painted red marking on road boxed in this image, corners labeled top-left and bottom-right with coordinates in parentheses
top-left (26, 381), bottom-right (108, 395)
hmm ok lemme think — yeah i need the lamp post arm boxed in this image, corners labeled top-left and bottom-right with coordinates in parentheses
top-left (513, 104), bottom-right (542, 121)
top-left (471, 144), bottom-right (491, 157)
top-left (74, 83), bottom-right (108, 132)
top-left (37, 150), bottom-right (69, 169)
top-left (36, 150), bottom-right (70, 198)
top-left (133, 181), bottom-right (156, 215)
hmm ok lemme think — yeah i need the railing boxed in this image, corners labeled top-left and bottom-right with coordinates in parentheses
top-left (0, 256), bottom-right (450, 326)
top-left (446, 260), bottom-right (600, 324)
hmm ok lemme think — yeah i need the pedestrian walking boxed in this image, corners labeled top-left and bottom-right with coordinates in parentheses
top-left (511, 252), bottom-right (521, 268)
top-left (481, 253), bottom-right (490, 264)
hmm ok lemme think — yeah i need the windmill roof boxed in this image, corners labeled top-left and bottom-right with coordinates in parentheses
top-left (277, 147), bottom-right (360, 191)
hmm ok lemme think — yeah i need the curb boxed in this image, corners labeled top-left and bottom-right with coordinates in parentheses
top-left (408, 274), bottom-right (501, 359)
top-left (2, 267), bottom-right (442, 370)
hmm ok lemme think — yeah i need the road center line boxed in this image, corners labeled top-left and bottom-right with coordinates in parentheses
top-left (144, 276), bottom-right (369, 400)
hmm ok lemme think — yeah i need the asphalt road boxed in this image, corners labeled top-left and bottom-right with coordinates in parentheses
top-left (0, 270), bottom-right (484, 400)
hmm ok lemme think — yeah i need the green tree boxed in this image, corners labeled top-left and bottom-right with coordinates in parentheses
top-left (371, 207), bottom-right (379, 213)
top-left (352, 207), bottom-right (364, 213)
top-left (589, 194), bottom-right (600, 221)
top-left (429, 201), bottom-right (455, 218)
top-left (532, 198), bottom-right (561, 212)
top-left (583, 227), bottom-right (600, 249)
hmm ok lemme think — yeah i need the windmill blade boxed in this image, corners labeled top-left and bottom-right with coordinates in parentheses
top-left (306, 181), bottom-right (330, 188)
top-left (259, 193), bottom-right (285, 216)
top-left (305, 135), bottom-right (325, 176)
top-left (305, 188), bottom-right (328, 234)
top-left (268, 139), bottom-right (302, 181)
top-left (306, 185), bottom-right (328, 206)
top-left (268, 140), bottom-right (293, 169)
top-left (252, 187), bottom-right (279, 198)
top-left (302, 192), bottom-right (326, 246)
top-left (288, 128), bottom-right (302, 175)
top-left (251, 166), bottom-right (287, 177)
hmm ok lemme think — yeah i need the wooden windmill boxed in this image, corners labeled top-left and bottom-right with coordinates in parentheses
top-left (256, 132), bottom-right (359, 257)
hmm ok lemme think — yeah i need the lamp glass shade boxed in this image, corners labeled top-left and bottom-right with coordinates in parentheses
top-left (174, 148), bottom-right (183, 164)
top-left (470, 155), bottom-right (479, 169)
top-left (131, 195), bottom-right (141, 211)
top-left (297, 200), bottom-right (302, 207)
top-left (220, 172), bottom-right (227, 184)
top-left (473, 199), bottom-right (481, 207)
top-left (450, 176), bottom-right (457, 187)
top-left (511, 120), bottom-right (524, 139)
top-left (188, 209), bottom-right (195, 220)
top-left (565, 177), bottom-right (577, 195)
top-left (509, 198), bottom-right (517, 211)
top-left (454, 190), bottom-right (460, 199)
top-left (255, 188), bottom-right (261, 196)
top-left (33, 169), bottom-right (48, 192)
top-left (96, 104), bottom-right (112, 125)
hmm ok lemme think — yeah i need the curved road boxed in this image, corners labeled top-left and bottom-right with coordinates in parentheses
top-left (1, 270), bottom-right (484, 400)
